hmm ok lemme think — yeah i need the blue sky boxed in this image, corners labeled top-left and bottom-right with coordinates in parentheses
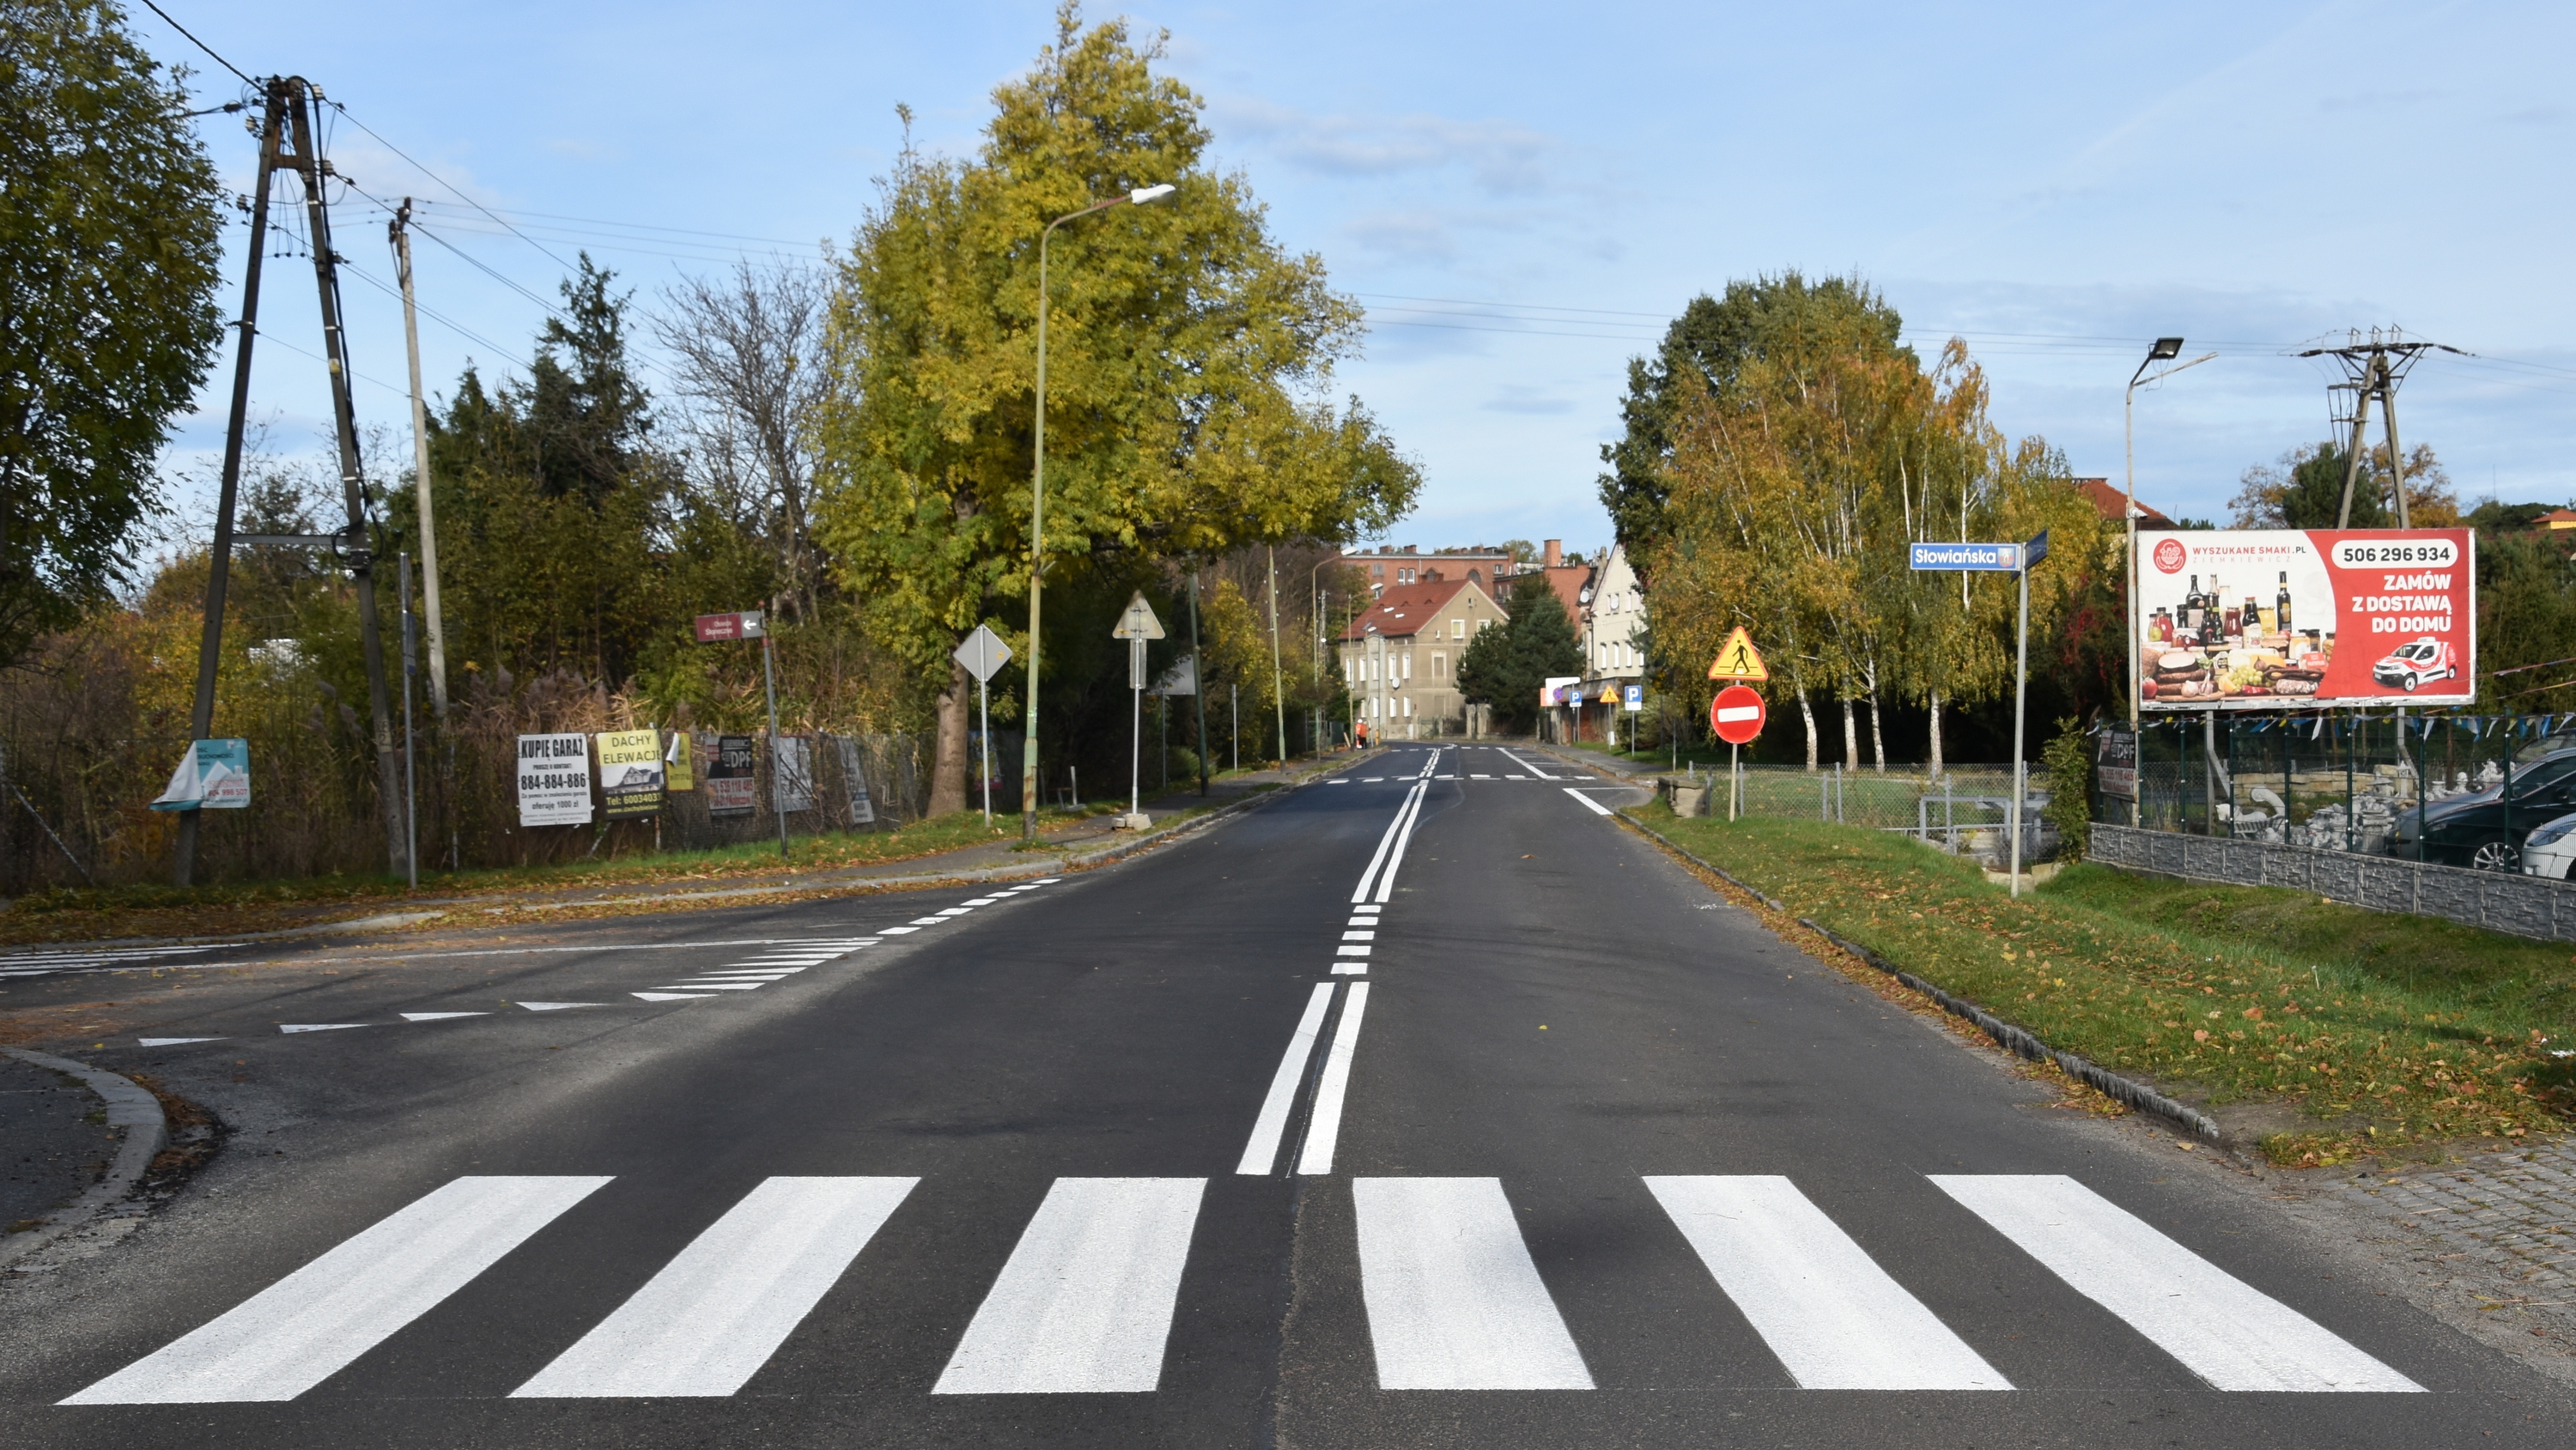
top-left (135, 0), bottom-right (2576, 554)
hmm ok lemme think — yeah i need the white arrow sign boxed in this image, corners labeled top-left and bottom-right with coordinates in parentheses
top-left (953, 623), bottom-right (1012, 683)
top-left (1110, 592), bottom-right (1165, 640)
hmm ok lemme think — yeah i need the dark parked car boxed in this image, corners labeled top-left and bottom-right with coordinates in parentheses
top-left (2391, 748), bottom-right (2576, 871)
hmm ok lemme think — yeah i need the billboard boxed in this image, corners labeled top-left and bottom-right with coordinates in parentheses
top-left (2134, 528), bottom-right (2474, 710)
top-left (515, 733), bottom-right (594, 827)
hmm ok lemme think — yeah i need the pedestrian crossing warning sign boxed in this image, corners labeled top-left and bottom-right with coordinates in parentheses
top-left (1707, 626), bottom-right (1769, 683)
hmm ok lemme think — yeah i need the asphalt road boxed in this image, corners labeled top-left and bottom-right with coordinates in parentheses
top-left (3, 743), bottom-right (2569, 1447)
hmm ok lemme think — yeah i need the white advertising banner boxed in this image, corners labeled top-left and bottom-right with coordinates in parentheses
top-left (516, 732), bottom-right (595, 827)
top-left (772, 735), bottom-right (814, 814)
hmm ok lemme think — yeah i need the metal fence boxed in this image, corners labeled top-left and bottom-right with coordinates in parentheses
top-left (1662, 762), bottom-right (2051, 863)
top-left (2101, 711), bottom-right (2576, 856)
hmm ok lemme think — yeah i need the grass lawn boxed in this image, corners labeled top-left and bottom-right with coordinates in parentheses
top-left (0, 806), bottom-right (1108, 946)
top-left (1631, 802), bottom-right (2576, 1165)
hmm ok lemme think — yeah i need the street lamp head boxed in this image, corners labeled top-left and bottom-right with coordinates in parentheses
top-left (2148, 337), bottom-right (2184, 361)
top-left (1128, 183), bottom-right (1176, 206)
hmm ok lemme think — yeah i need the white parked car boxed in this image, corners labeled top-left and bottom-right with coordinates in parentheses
top-left (2523, 810), bottom-right (2576, 881)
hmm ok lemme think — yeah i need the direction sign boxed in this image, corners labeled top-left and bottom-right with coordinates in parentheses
top-left (952, 623), bottom-right (1012, 683)
top-left (1909, 542), bottom-right (2020, 572)
top-left (1110, 592), bottom-right (1165, 640)
top-left (1707, 626), bottom-right (1769, 683)
top-left (1711, 684), bottom-right (1765, 745)
top-left (693, 610), bottom-right (764, 642)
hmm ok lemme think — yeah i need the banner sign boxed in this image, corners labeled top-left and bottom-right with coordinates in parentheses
top-left (665, 731), bottom-right (695, 792)
top-left (595, 729), bottom-right (665, 819)
top-left (515, 733), bottom-right (594, 827)
top-left (773, 734), bottom-right (814, 814)
top-left (2097, 725), bottom-right (2139, 799)
top-left (707, 735), bottom-right (756, 816)
top-left (835, 736), bottom-right (876, 825)
top-left (1910, 541), bottom-right (2022, 572)
top-left (149, 738), bottom-right (251, 811)
top-left (2135, 528), bottom-right (2475, 710)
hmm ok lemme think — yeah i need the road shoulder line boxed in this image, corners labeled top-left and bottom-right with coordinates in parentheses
top-left (0, 1047), bottom-right (169, 1271)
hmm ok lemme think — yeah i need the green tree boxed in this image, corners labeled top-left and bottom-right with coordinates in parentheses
top-left (2228, 440), bottom-right (2458, 529)
top-left (1597, 273), bottom-right (1905, 568)
top-left (0, 0), bottom-right (224, 666)
top-left (811, 5), bottom-right (1418, 812)
top-left (1456, 573), bottom-right (1581, 732)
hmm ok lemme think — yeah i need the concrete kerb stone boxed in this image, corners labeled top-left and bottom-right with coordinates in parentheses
top-left (1613, 809), bottom-right (2228, 1149)
top-left (0, 1047), bottom-right (167, 1271)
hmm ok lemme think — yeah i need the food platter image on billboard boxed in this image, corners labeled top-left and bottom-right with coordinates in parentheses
top-left (2133, 528), bottom-right (2474, 710)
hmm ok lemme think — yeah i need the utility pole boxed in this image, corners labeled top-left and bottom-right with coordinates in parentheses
top-left (175, 78), bottom-right (286, 887)
top-left (283, 78), bottom-right (409, 878)
top-left (1188, 567), bottom-right (1207, 794)
top-left (1267, 545), bottom-right (1286, 764)
top-left (389, 199), bottom-right (450, 716)
top-left (2299, 329), bottom-right (2463, 529)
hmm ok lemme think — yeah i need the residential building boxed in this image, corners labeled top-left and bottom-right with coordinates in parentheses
top-left (1337, 577), bottom-right (1505, 738)
top-left (2072, 476), bottom-right (2175, 528)
top-left (1333, 543), bottom-right (1514, 597)
top-left (2540, 508), bottom-right (2576, 532)
top-left (1570, 542), bottom-right (1644, 746)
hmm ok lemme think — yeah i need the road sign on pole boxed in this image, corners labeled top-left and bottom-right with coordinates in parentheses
top-left (953, 625), bottom-right (1014, 824)
top-left (1908, 542), bottom-right (2022, 572)
top-left (1909, 535), bottom-right (2050, 895)
top-left (696, 608), bottom-right (785, 858)
top-left (1707, 626), bottom-right (1770, 683)
top-left (1110, 595), bottom-right (1161, 829)
top-left (1711, 685), bottom-right (1765, 745)
top-left (694, 610), bottom-right (765, 642)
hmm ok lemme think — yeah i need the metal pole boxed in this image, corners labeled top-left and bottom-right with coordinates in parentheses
top-left (399, 552), bottom-right (417, 889)
top-left (1129, 638), bottom-right (1144, 818)
top-left (2333, 357), bottom-right (2381, 529)
top-left (2124, 373), bottom-right (2141, 829)
top-left (1021, 221), bottom-right (1053, 842)
top-left (978, 670), bottom-right (991, 825)
top-left (2203, 708), bottom-right (2219, 837)
top-left (1189, 567), bottom-right (1208, 793)
top-left (285, 80), bottom-right (406, 882)
top-left (2382, 364), bottom-right (2409, 529)
top-left (2415, 713), bottom-right (2429, 863)
top-left (175, 80), bottom-right (283, 888)
top-left (1730, 743), bottom-right (1739, 820)
top-left (2344, 710), bottom-right (2357, 852)
top-left (389, 201), bottom-right (448, 717)
top-left (762, 629), bottom-right (787, 861)
top-left (1268, 546), bottom-right (1287, 763)
top-left (2009, 560), bottom-right (2030, 896)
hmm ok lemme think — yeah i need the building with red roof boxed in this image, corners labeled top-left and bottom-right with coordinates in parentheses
top-left (1336, 576), bottom-right (1505, 738)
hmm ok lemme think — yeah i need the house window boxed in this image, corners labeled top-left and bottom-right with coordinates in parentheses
top-left (1432, 653), bottom-right (1447, 679)
top-left (1451, 618), bottom-right (1465, 639)
top-left (1371, 563), bottom-right (1384, 578)
top-left (1401, 651), bottom-right (1413, 679)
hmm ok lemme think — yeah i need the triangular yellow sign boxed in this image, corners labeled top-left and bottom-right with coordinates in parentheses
top-left (1707, 626), bottom-right (1769, 683)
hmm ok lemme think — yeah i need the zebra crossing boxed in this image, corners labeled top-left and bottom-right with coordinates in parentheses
top-left (58, 1170), bottom-right (2419, 1404)
top-left (0, 943), bottom-right (225, 980)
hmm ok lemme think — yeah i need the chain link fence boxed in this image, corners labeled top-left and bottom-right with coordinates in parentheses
top-left (1662, 761), bottom-right (2052, 865)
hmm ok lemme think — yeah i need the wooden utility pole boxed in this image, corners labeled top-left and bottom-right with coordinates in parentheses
top-left (174, 78), bottom-right (286, 887)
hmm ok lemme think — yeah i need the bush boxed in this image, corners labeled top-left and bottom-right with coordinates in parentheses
top-left (2041, 716), bottom-right (2093, 862)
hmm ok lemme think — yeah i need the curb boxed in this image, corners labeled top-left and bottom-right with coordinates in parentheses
top-left (0, 1047), bottom-right (169, 1271)
top-left (1613, 810), bottom-right (2226, 1145)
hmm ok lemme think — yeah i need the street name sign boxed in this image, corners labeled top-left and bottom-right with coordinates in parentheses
top-left (953, 624), bottom-right (1012, 683)
top-left (1909, 542), bottom-right (2020, 572)
top-left (1711, 684), bottom-right (1765, 745)
top-left (693, 610), bottom-right (764, 642)
top-left (1707, 626), bottom-right (1769, 683)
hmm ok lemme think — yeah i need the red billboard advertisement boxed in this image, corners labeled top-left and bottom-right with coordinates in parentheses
top-left (2134, 528), bottom-right (2474, 710)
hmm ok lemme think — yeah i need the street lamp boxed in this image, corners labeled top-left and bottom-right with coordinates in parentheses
top-left (1021, 182), bottom-right (1177, 840)
top-left (2123, 337), bottom-right (2216, 825)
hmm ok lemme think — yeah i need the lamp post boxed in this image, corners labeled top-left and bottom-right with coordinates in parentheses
top-left (2124, 337), bottom-right (2216, 827)
top-left (1020, 182), bottom-right (1177, 840)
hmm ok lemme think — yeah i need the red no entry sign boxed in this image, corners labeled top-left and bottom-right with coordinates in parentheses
top-left (1710, 684), bottom-right (1765, 745)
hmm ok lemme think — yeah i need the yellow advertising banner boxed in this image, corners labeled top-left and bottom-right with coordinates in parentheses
top-left (664, 730), bottom-right (695, 792)
top-left (596, 729), bottom-right (666, 819)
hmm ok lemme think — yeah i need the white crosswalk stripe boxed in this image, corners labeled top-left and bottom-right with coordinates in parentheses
top-left (933, 1178), bottom-right (1206, 1394)
top-left (58, 1169), bottom-right (2419, 1403)
top-left (1353, 1176), bottom-right (1593, 1390)
top-left (513, 1177), bottom-right (917, 1398)
top-left (1647, 1175), bottom-right (2008, 1389)
top-left (62, 1176), bottom-right (610, 1404)
top-left (1932, 1174), bottom-right (2422, 1392)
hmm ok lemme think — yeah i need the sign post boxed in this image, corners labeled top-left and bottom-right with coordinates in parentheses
top-left (953, 624), bottom-right (1014, 825)
top-left (1911, 536), bottom-right (2049, 895)
top-left (696, 610), bottom-right (787, 859)
top-left (1109, 592), bottom-right (1165, 829)
top-left (1707, 628), bottom-right (1771, 822)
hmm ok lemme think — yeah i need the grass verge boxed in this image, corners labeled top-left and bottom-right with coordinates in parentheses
top-left (0, 806), bottom-right (1104, 947)
top-left (1633, 803), bottom-right (2576, 1166)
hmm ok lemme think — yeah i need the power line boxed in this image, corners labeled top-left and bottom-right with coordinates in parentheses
top-left (137, 0), bottom-right (254, 87)
top-left (337, 258), bottom-right (532, 371)
top-left (317, 97), bottom-right (578, 275)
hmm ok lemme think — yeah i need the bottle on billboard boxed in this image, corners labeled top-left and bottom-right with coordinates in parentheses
top-left (2276, 571), bottom-right (2293, 635)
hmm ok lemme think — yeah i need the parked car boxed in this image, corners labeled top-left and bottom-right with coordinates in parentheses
top-left (2371, 637), bottom-right (2460, 692)
top-left (2523, 810), bottom-right (2576, 881)
top-left (2391, 748), bottom-right (2576, 871)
